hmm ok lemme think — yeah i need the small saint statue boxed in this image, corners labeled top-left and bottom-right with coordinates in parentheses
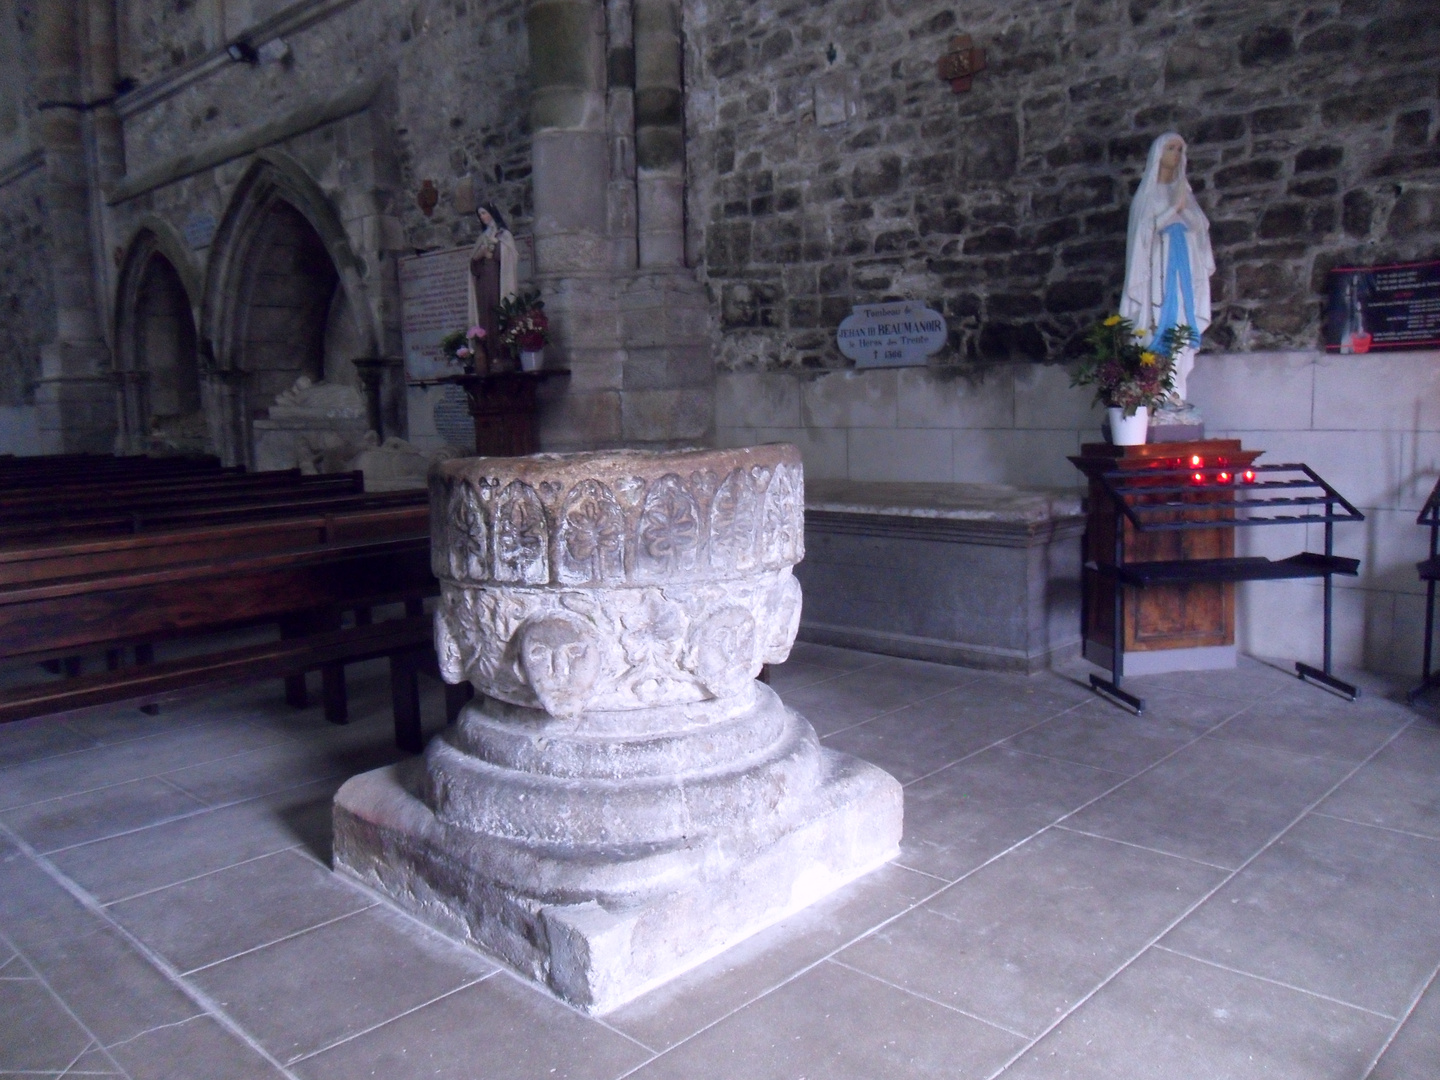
top-left (1121, 132), bottom-right (1214, 421)
top-left (466, 203), bottom-right (519, 372)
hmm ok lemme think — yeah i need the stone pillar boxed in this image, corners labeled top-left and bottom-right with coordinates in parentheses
top-left (633, 0), bottom-right (684, 267)
top-left (334, 445), bottom-right (902, 1013)
top-left (33, 0), bottom-right (114, 453)
top-left (604, 0), bottom-right (638, 271)
top-left (528, 0), bottom-right (609, 275)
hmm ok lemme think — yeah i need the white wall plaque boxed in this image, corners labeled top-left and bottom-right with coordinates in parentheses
top-left (837, 302), bottom-right (947, 368)
top-left (398, 246), bottom-right (471, 380)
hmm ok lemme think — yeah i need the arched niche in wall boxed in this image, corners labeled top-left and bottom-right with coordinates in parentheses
top-left (113, 221), bottom-right (207, 456)
top-left (202, 151), bottom-right (377, 467)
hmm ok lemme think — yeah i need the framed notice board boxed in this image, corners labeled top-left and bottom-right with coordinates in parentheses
top-left (1324, 259), bottom-right (1440, 354)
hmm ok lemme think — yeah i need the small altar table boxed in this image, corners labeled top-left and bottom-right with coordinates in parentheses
top-left (411, 370), bottom-right (568, 457)
top-left (1069, 439), bottom-right (1262, 676)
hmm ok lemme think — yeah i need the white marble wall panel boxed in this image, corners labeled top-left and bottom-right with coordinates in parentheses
top-left (715, 425), bottom-right (848, 480)
top-left (897, 367), bottom-right (1013, 429)
top-left (800, 369), bottom-right (898, 429)
top-left (847, 428), bottom-right (952, 483)
top-left (1314, 352), bottom-right (1440, 432)
top-left (1188, 352), bottom-right (1316, 431)
top-left (951, 429), bottom-right (1083, 488)
top-left (715, 372), bottom-right (801, 429)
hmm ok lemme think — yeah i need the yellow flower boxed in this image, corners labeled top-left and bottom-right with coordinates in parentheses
top-left (1103, 315), bottom-right (1122, 326)
top-left (1139, 351), bottom-right (1158, 366)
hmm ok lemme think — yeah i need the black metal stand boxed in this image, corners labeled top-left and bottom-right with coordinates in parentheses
top-left (1407, 478), bottom-right (1440, 704)
top-left (1087, 462), bottom-right (1363, 713)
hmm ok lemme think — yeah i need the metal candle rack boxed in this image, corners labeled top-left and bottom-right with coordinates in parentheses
top-left (1088, 461), bottom-right (1363, 713)
top-left (1408, 476), bottom-right (1440, 704)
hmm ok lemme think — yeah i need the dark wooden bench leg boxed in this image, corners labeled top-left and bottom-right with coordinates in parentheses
top-left (322, 663), bottom-right (348, 725)
top-left (280, 614), bottom-right (328, 709)
top-left (135, 644), bottom-right (160, 714)
top-left (390, 648), bottom-right (424, 754)
top-left (444, 681), bottom-right (474, 725)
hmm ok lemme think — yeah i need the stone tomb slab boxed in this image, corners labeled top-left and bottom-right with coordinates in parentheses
top-left (797, 480), bottom-right (1085, 672)
top-left (333, 445), bottom-right (902, 1013)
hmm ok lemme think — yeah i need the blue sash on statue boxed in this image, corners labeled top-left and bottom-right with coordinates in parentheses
top-left (1152, 221), bottom-right (1196, 350)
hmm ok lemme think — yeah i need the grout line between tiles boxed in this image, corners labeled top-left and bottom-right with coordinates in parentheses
top-left (897, 699), bottom-right (1096, 789)
top-left (1360, 957), bottom-right (1440, 1079)
top-left (36, 771), bottom-right (347, 859)
top-left (1308, 810), bottom-right (1440, 844)
top-left (1151, 944), bottom-right (1399, 1020)
top-left (810, 678), bottom-right (988, 741)
top-left (0, 822), bottom-right (304, 1080)
top-left (984, 714), bottom-right (1417, 1079)
top-left (179, 904), bottom-right (378, 976)
top-left (0, 929), bottom-right (135, 1080)
top-left (826, 957), bottom-right (1031, 1039)
top-left (53, 1037), bottom-right (105, 1078)
top-left (996, 742), bottom-right (1133, 778)
top-left (283, 972), bottom-right (499, 1066)
top-left (1050, 824), bottom-right (1237, 871)
top-left (104, 845), bottom-right (311, 907)
top-left (0, 738), bottom-right (299, 817)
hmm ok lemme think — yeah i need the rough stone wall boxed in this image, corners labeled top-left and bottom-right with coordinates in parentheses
top-left (115, 0), bottom-right (531, 264)
top-left (0, 0), bottom-right (47, 409)
top-left (685, 0), bottom-right (1440, 371)
top-left (0, 170), bottom-right (54, 407)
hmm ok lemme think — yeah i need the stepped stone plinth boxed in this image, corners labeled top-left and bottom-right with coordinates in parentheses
top-left (333, 444), bottom-right (902, 1013)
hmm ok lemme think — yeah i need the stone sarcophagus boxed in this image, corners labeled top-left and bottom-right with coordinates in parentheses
top-left (333, 444), bottom-right (902, 1013)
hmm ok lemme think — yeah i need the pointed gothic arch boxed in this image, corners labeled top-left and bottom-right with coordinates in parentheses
top-left (113, 221), bottom-right (206, 455)
top-left (201, 151), bottom-right (377, 465)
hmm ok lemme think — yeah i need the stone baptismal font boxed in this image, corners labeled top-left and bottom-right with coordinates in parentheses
top-left (334, 444), bottom-right (902, 1012)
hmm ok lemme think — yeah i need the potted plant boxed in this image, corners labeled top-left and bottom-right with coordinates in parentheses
top-left (1071, 315), bottom-right (1196, 445)
top-left (496, 292), bottom-right (551, 372)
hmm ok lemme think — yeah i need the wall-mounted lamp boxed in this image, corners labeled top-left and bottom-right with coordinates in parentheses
top-left (226, 40), bottom-right (259, 64)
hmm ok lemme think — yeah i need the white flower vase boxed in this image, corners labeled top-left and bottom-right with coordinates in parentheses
top-left (1107, 406), bottom-right (1149, 446)
top-left (520, 350), bottom-right (544, 373)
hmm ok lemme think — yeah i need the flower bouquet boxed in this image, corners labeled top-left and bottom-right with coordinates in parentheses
top-left (439, 325), bottom-right (487, 373)
top-left (496, 291), bottom-right (550, 368)
top-left (1071, 315), bottom-right (1196, 445)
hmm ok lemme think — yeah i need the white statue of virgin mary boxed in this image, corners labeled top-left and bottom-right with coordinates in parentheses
top-left (1121, 132), bottom-right (1214, 406)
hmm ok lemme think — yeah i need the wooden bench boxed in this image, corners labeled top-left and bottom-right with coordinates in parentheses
top-left (0, 487), bottom-right (427, 544)
top-left (0, 453), bottom-right (223, 486)
top-left (0, 470), bottom-right (363, 521)
top-left (0, 533), bottom-right (446, 750)
top-left (0, 615), bottom-right (467, 753)
top-left (0, 501), bottom-right (429, 587)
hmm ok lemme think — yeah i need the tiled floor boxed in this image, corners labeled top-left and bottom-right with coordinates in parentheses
top-left (1, 645), bottom-right (1438, 1079)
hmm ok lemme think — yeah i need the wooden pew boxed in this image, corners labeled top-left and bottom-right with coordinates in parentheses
top-left (0, 470), bottom-right (363, 520)
top-left (0, 453), bottom-right (223, 485)
top-left (0, 501), bottom-right (428, 587)
top-left (0, 487), bottom-right (426, 545)
top-left (0, 615), bottom-right (464, 754)
top-left (0, 533), bottom-right (447, 751)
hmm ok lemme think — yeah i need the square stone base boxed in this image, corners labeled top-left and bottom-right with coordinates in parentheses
top-left (332, 748), bottom-right (901, 1014)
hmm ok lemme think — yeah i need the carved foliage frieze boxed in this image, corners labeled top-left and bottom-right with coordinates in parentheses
top-left (432, 447), bottom-right (804, 589)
